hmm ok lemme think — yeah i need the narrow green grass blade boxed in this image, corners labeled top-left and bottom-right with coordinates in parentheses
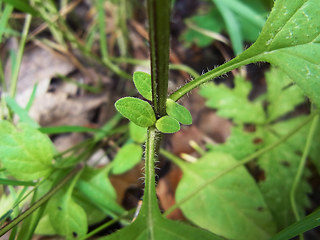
top-left (0, 178), bottom-right (36, 186)
top-left (270, 209), bottom-right (320, 240)
top-left (1, 0), bottom-right (38, 16)
top-left (39, 125), bottom-right (100, 134)
top-left (0, 4), bottom-right (13, 43)
top-left (25, 83), bottom-right (38, 111)
top-left (5, 96), bottom-right (39, 128)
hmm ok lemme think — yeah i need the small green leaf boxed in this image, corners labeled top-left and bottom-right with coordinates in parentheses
top-left (1, 0), bottom-right (39, 16)
top-left (111, 143), bottom-right (143, 174)
top-left (129, 122), bottom-right (147, 143)
top-left (133, 72), bottom-right (152, 100)
top-left (166, 99), bottom-right (192, 125)
top-left (115, 97), bottom-right (156, 127)
top-left (156, 116), bottom-right (180, 133)
top-left (0, 120), bottom-right (53, 181)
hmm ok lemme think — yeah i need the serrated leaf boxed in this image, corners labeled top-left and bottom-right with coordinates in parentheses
top-left (0, 120), bottom-right (53, 181)
top-left (208, 126), bottom-right (262, 160)
top-left (257, 130), bottom-right (312, 229)
top-left (129, 122), bottom-right (147, 143)
top-left (176, 152), bottom-right (276, 240)
top-left (166, 99), bottom-right (192, 125)
top-left (111, 143), bottom-right (143, 174)
top-left (156, 116), bottom-right (180, 133)
top-left (200, 75), bottom-right (266, 123)
top-left (115, 97), bottom-right (156, 127)
top-left (76, 167), bottom-right (125, 217)
top-left (133, 72), bottom-right (152, 101)
top-left (266, 67), bottom-right (305, 121)
top-left (47, 187), bottom-right (87, 239)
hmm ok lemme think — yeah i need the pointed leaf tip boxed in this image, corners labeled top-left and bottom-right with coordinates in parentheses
top-left (115, 97), bottom-right (156, 127)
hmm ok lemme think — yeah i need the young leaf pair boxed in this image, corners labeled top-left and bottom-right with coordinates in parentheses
top-left (115, 72), bottom-right (192, 133)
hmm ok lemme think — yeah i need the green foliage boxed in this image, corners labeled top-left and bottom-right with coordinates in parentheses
top-left (133, 72), bottom-right (152, 101)
top-left (47, 175), bottom-right (87, 239)
top-left (129, 122), bottom-right (147, 143)
top-left (200, 75), bottom-right (265, 123)
top-left (156, 116), bottom-right (180, 133)
top-left (200, 67), bottom-right (317, 231)
top-left (111, 143), bottom-right (143, 174)
top-left (240, 0), bottom-right (320, 107)
top-left (76, 167), bottom-right (125, 217)
top-left (166, 99), bottom-right (192, 125)
top-left (183, 0), bottom-right (267, 54)
top-left (1, 0), bottom-right (39, 16)
top-left (176, 152), bottom-right (276, 240)
top-left (115, 97), bottom-right (156, 127)
top-left (0, 120), bottom-right (53, 181)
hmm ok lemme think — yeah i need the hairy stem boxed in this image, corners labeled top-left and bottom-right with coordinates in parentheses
top-left (147, 0), bottom-right (171, 117)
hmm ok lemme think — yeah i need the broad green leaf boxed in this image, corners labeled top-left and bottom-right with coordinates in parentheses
top-left (200, 75), bottom-right (266, 124)
top-left (133, 72), bottom-right (152, 101)
top-left (129, 122), bottom-right (147, 143)
top-left (258, 129), bottom-right (312, 229)
top-left (76, 167), bottom-right (125, 217)
top-left (208, 126), bottom-right (262, 160)
top-left (100, 213), bottom-right (223, 240)
top-left (265, 67), bottom-right (305, 121)
top-left (232, 0), bottom-right (320, 107)
top-left (115, 97), bottom-right (156, 127)
top-left (0, 121), bottom-right (53, 181)
top-left (111, 143), bottom-right (143, 175)
top-left (176, 152), bottom-right (276, 240)
top-left (155, 116), bottom-right (180, 133)
top-left (166, 99), bottom-right (192, 125)
top-left (47, 187), bottom-right (87, 238)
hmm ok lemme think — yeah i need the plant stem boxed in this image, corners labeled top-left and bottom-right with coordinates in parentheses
top-left (9, 14), bottom-right (32, 98)
top-left (0, 165), bottom-right (83, 237)
top-left (169, 54), bottom-right (255, 101)
top-left (162, 111), bottom-right (319, 216)
top-left (290, 112), bottom-right (319, 240)
top-left (147, 0), bottom-right (171, 117)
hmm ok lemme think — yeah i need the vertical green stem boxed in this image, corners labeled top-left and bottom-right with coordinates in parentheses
top-left (290, 112), bottom-right (319, 240)
top-left (147, 0), bottom-right (171, 117)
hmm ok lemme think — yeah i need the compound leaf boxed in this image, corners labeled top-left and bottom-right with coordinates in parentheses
top-left (0, 120), bottom-right (53, 181)
top-left (176, 152), bottom-right (276, 240)
top-left (266, 67), bottom-right (305, 122)
top-left (115, 97), bottom-right (156, 127)
top-left (111, 143), bottom-right (143, 175)
top-left (166, 99), bottom-right (192, 125)
top-left (133, 72), bottom-right (152, 101)
top-left (200, 75), bottom-right (265, 124)
top-left (156, 116), bottom-right (180, 133)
